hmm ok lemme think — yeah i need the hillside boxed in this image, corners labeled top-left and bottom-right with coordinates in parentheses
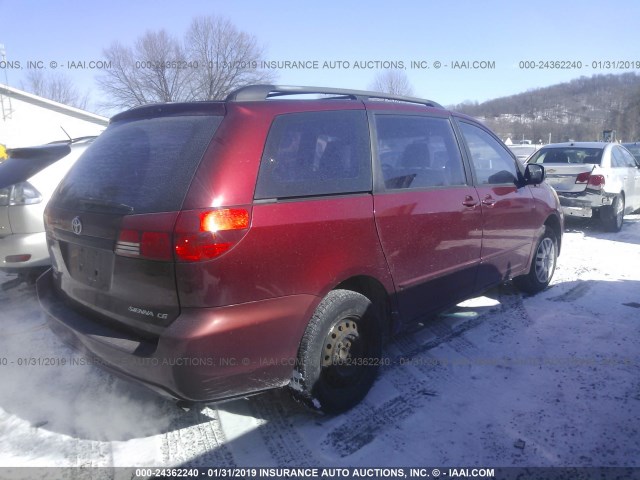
top-left (452, 73), bottom-right (640, 143)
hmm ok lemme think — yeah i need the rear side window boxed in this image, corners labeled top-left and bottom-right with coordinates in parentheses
top-left (612, 146), bottom-right (637, 168)
top-left (458, 122), bottom-right (519, 185)
top-left (54, 115), bottom-right (222, 214)
top-left (623, 145), bottom-right (640, 163)
top-left (254, 110), bottom-right (371, 199)
top-left (375, 115), bottom-right (466, 189)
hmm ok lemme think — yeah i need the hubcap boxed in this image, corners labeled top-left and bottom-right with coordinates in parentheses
top-left (534, 237), bottom-right (555, 283)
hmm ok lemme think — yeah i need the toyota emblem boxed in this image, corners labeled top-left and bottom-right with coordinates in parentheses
top-left (71, 216), bottom-right (83, 235)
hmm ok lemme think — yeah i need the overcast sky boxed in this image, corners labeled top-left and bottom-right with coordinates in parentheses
top-left (1, 0), bottom-right (639, 112)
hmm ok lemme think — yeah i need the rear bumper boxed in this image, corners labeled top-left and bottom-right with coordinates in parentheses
top-left (557, 191), bottom-right (615, 218)
top-left (0, 231), bottom-right (50, 270)
top-left (37, 269), bottom-right (319, 403)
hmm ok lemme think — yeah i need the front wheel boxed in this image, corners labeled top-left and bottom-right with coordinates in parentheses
top-left (289, 289), bottom-right (383, 414)
top-left (514, 227), bottom-right (558, 294)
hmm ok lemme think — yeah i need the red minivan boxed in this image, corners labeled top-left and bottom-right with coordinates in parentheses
top-left (37, 85), bottom-right (563, 413)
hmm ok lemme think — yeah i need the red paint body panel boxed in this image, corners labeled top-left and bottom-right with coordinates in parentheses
top-left (176, 194), bottom-right (394, 307)
top-left (474, 184), bottom-right (537, 288)
top-left (373, 186), bottom-right (483, 320)
top-left (39, 268), bottom-right (320, 402)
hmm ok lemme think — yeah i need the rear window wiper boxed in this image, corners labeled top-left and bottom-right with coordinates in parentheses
top-left (78, 197), bottom-right (134, 214)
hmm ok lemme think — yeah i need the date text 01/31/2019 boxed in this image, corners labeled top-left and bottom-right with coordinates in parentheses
top-left (519, 60), bottom-right (640, 69)
top-left (131, 467), bottom-right (497, 478)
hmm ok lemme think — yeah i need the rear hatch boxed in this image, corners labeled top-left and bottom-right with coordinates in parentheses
top-left (45, 105), bottom-right (224, 337)
top-left (528, 147), bottom-right (603, 193)
top-left (0, 143), bottom-right (71, 189)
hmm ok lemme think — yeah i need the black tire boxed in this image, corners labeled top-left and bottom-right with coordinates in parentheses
top-left (514, 227), bottom-right (558, 294)
top-left (289, 289), bottom-right (383, 414)
top-left (601, 194), bottom-right (624, 232)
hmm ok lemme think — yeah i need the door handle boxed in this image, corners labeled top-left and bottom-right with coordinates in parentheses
top-left (482, 195), bottom-right (496, 206)
top-left (462, 195), bottom-right (478, 207)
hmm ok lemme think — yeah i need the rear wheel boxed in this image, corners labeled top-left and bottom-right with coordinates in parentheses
top-left (514, 227), bottom-right (557, 294)
top-left (289, 289), bottom-right (382, 414)
top-left (601, 194), bottom-right (624, 232)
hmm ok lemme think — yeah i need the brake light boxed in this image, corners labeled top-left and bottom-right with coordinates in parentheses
top-left (115, 208), bottom-right (250, 262)
top-left (575, 172), bottom-right (591, 184)
top-left (575, 172), bottom-right (605, 188)
top-left (115, 212), bottom-right (178, 261)
top-left (588, 175), bottom-right (605, 188)
top-left (0, 182), bottom-right (42, 206)
top-left (200, 209), bottom-right (250, 232)
top-left (174, 208), bottom-right (251, 262)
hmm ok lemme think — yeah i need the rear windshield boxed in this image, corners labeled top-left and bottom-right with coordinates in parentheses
top-left (528, 147), bottom-right (603, 165)
top-left (0, 144), bottom-right (71, 189)
top-left (54, 115), bottom-right (222, 214)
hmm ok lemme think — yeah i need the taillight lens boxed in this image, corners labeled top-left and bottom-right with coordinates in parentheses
top-left (114, 208), bottom-right (250, 262)
top-left (575, 172), bottom-right (605, 188)
top-left (174, 208), bottom-right (250, 262)
top-left (575, 172), bottom-right (591, 184)
top-left (0, 182), bottom-right (42, 206)
top-left (588, 174), bottom-right (605, 188)
top-left (0, 187), bottom-right (10, 206)
top-left (115, 212), bottom-right (179, 261)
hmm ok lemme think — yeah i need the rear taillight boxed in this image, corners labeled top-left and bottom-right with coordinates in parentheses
top-left (0, 187), bottom-right (10, 206)
top-left (114, 208), bottom-right (250, 262)
top-left (115, 212), bottom-right (179, 261)
top-left (575, 172), bottom-right (591, 184)
top-left (0, 182), bottom-right (42, 206)
top-left (588, 174), bottom-right (605, 188)
top-left (174, 208), bottom-right (250, 262)
top-left (575, 172), bottom-right (605, 189)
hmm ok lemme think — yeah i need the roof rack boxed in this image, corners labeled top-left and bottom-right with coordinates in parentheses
top-left (226, 84), bottom-right (443, 108)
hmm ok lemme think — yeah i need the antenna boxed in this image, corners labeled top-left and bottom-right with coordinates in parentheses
top-left (60, 126), bottom-right (72, 142)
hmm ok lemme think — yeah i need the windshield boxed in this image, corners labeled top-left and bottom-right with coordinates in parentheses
top-left (528, 147), bottom-right (603, 165)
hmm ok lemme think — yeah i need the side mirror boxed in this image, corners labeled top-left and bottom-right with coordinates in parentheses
top-left (524, 163), bottom-right (545, 185)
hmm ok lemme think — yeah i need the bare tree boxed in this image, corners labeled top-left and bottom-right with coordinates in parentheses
top-left (369, 70), bottom-right (415, 96)
top-left (186, 15), bottom-right (276, 100)
top-left (97, 30), bottom-right (194, 110)
top-left (21, 70), bottom-right (89, 110)
top-left (97, 16), bottom-right (275, 110)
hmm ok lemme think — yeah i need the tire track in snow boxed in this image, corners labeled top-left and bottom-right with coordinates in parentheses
top-left (69, 439), bottom-right (113, 474)
top-left (161, 406), bottom-right (235, 467)
top-left (321, 297), bottom-right (495, 458)
top-left (547, 281), bottom-right (592, 303)
top-left (248, 393), bottom-right (317, 466)
top-left (322, 386), bottom-right (438, 458)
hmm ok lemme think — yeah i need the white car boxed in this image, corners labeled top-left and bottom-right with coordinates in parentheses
top-left (527, 142), bottom-right (640, 231)
top-left (0, 137), bottom-right (95, 274)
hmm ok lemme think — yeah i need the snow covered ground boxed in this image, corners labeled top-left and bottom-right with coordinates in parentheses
top-left (1, 216), bottom-right (639, 470)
